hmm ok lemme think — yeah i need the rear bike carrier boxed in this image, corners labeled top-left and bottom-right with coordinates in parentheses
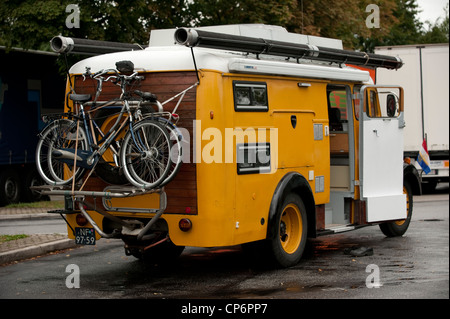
top-left (31, 185), bottom-right (167, 241)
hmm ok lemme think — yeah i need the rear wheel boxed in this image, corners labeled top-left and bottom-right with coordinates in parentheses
top-left (157, 118), bottom-right (183, 187)
top-left (20, 167), bottom-right (48, 202)
top-left (124, 235), bottom-right (185, 264)
top-left (121, 119), bottom-right (172, 189)
top-left (268, 193), bottom-right (308, 267)
top-left (0, 170), bottom-right (21, 206)
top-left (379, 181), bottom-right (413, 237)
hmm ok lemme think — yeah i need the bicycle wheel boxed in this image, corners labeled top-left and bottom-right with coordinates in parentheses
top-left (36, 119), bottom-right (88, 185)
top-left (121, 119), bottom-right (172, 189)
top-left (93, 108), bottom-right (129, 185)
top-left (157, 118), bottom-right (183, 187)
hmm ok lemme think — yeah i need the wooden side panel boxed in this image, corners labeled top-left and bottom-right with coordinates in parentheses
top-left (73, 71), bottom-right (198, 215)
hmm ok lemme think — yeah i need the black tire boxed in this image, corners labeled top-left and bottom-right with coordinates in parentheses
top-left (379, 181), bottom-right (413, 237)
top-left (20, 167), bottom-right (49, 203)
top-left (0, 169), bottom-right (21, 206)
top-left (156, 118), bottom-right (183, 187)
top-left (35, 119), bottom-right (88, 185)
top-left (121, 119), bottom-right (172, 189)
top-left (267, 193), bottom-right (308, 267)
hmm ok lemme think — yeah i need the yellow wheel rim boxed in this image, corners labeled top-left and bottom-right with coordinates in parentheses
top-left (98, 114), bottom-right (128, 164)
top-left (395, 185), bottom-right (410, 226)
top-left (280, 203), bottom-right (303, 254)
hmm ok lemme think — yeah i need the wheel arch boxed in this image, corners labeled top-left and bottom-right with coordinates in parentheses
top-left (267, 172), bottom-right (316, 239)
top-left (403, 163), bottom-right (421, 195)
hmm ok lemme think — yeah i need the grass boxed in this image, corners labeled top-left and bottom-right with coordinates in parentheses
top-left (4, 200), bottom-right (64, 209)
top-left (0, 234), bottom-right (29, 243)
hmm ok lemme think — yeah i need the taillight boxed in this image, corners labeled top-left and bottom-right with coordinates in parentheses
top-left (75, 213), bottom-right (88, 226)
top-left (179, 218), bottom-right (192, 232)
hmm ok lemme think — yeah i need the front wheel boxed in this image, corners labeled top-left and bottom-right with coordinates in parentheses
top-left (35, 119), bottom-right (88, 185)
top-left (379, 181), bottom-right (413, 237)
top-left (267, 193), bottom-right (308, 268)
top-left (120, 119), bottom-right (172, 189)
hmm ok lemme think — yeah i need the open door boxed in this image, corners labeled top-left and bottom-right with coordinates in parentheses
top-left (359, 85), bottom-right (406, 223)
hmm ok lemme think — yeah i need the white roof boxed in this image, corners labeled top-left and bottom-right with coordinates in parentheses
top-left (149, 24), bottom-right (344, 50)
top-left (69, 25), bottom-right (370, 83)
top-left (70, 46), bottom-right (369, 82)
top-left (69, 46), bottom-right (219, 74)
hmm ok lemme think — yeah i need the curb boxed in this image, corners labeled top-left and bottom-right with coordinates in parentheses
top-left (0, 213), bottom-right (63, 221)
top-left (0, 238), bottom-right (77, 265)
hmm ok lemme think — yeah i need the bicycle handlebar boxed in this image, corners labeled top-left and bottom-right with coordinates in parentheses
top-left (84, 67), bottom-right (143, 83)
top-left (83, 66), bottom-right (144, 102)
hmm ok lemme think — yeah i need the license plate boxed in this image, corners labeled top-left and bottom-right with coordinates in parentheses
top-left (75, 227), bottom-right (96, 245)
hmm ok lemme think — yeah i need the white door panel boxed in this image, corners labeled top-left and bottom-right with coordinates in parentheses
top-left (365, 195), bottom-right (406, 222)
top-left (360, 86), bottom-right (406, 222)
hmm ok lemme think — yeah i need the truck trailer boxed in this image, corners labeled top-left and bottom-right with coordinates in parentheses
top-left (0, 47), bottom-right (65, 206)
top-left (375, 44), bottom-right (449, 191)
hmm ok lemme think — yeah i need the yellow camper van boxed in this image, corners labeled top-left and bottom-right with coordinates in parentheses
top-left (40, 25), bottom-right (420, 267)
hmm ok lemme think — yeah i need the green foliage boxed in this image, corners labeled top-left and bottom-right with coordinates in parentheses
top-left (0, 0), bottom-right (448, 53)
top-left (0, 0), bottom-right (69, 50)
top-left (419, 3), bottom-right (449, 43)
top-left (287, 0), bottom-right (400, 50)
top-left (361, 0), bottom-right (424, 51)
top-left (189, 0), bottom-right (296, 26)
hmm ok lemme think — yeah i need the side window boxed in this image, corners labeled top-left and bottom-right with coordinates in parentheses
top-left (233, 81), bottom-right (268, 112)
top-left (327, 88), bottom-right (348, 132)
top-left (364, 87), bottom-right (401, 118)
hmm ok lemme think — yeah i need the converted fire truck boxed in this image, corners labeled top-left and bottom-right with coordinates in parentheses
top-left (39, 25), bottom-right (420, 268)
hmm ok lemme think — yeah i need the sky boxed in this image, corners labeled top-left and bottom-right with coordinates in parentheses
top-left (416, 0), bottom-right (449, 24)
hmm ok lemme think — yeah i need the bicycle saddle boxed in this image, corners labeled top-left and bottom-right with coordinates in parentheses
top-left (134, 90), bottom-right (158, 102)
top-left (70, 94), bottom-right (92, 102)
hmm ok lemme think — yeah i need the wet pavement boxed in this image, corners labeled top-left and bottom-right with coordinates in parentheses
top-left (0, 193), bottom-right (448, 300)
top-left (0, 193), bottom-right (448, 265)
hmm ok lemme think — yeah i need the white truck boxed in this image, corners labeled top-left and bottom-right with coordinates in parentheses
top-left (375, 43), bottom-right (449, 192)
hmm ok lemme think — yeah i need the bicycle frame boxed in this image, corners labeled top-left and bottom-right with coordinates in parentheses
top-left (72, 97), bottom-right (138, 169)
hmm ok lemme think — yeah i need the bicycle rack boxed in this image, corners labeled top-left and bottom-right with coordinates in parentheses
top-left (31, 185), bottom-right (167, 241)
top-left (31, 80), bottom-right (198, 243)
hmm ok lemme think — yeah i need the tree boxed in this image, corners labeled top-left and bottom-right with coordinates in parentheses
top-left (187, 0), bottom-right (297, 27)
top-left (0, 0), bottom-right (70, 51)
top-left (0, 0), bottom-right (193, 51)
top-left (2, 0), bottom-right (443, 55)
top-left (419, 3), bottom-right (449, 43)
top-left (380, 0), bottom-right (423, 45)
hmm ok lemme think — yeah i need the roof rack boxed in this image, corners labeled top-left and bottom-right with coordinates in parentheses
top-left (50, 35), bottom-right (147, 56)
top-left (174, 27), bottom-right (403, 70)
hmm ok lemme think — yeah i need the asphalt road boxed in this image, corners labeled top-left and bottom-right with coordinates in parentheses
top-left (0, 218), bottom-right (67, 235)
top-left (0, 193), bottom-right (448, 304)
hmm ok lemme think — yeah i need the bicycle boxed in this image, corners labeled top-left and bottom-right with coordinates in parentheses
top-left (35, 61), bottom-right (177, 189)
